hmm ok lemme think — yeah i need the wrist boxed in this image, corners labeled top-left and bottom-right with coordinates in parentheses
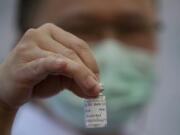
top-left (0, 99), bottom-right (18, 113)
top-left (0, 99), bottom-right (18, 135)
top-left (0, 64), bottom-right (17, 112)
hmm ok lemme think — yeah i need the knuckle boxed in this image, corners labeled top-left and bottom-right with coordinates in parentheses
top-left (14, 47), bottom-right (31, 61)
top-left (37, 58), bottom-right (48, 71)
top-left (16, 45), bottom-right (28, 54)
top-left (66, 49), bottom-right (76, 57)
top-left (23, 28), bottom-right (40, 41)
top-left (43, 23), bottom-right (56, 29)
top-left (31, 58), bottom-right (46, 76)
top-left (74, 39), bottom-right (89, 50)
top-left (31, 60), bottom-right (41, 75)
top-left (15, 42), bottom-right (35, 58)
top-left (15, 44), bottom-right (30, 57)
top-left (25, 28), bottom-right (37, 37)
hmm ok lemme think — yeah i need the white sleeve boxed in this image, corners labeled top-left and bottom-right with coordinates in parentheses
top-left (12, 103), bottom-right (77, 135)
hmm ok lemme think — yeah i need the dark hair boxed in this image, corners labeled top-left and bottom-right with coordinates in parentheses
top-left (17, 0), bottom-right (158, 34)
top-left (17, 0), bottom-right (41, 33)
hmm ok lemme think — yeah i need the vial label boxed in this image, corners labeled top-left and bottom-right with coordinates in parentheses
top-left (84, 94), bottom-right (107, 128)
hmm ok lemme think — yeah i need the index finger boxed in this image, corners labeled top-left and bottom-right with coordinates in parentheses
top-left (40, 23), bottom-right (100, 79)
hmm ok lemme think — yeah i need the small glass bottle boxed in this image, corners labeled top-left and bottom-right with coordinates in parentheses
top-left (84, 88), bottom-right (107, 128)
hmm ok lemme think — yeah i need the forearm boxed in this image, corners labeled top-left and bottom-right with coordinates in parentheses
top-left (0, 100), bottom-right (17, 135)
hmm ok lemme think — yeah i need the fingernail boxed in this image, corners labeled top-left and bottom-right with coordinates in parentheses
top-left (99, 83), bottom-right (104, 89)
top-left (85, 76), bottom-right (98, 89)
top-left (93, 83), bottom-right (103, 94)
top-left (84, 76), bottom-right (100, 95)
top-left (55, 59), bottom-right (66, 68)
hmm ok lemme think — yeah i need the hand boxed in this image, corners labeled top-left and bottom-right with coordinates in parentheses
top-left (0, 23), bottom-right (101, 109)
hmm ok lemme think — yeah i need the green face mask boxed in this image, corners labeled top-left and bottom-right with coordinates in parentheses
top-left (44, 39), bottom-right (155, 132)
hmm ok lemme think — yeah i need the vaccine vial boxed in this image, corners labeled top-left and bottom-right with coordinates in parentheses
top-left (84, 91), bottom-right (107, 128)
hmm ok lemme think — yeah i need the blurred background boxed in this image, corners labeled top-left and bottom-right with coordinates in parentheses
top-left (0, 0), bottom-right (180, 135)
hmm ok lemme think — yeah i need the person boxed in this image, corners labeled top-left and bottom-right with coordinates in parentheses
top-left (0, 0), bottom-right (158, 135)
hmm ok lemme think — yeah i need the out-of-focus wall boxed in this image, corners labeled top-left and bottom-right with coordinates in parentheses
top-left (142, 0), bottom-right (180, 135)
top-left (0, 0), bottom-right (17, 60)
